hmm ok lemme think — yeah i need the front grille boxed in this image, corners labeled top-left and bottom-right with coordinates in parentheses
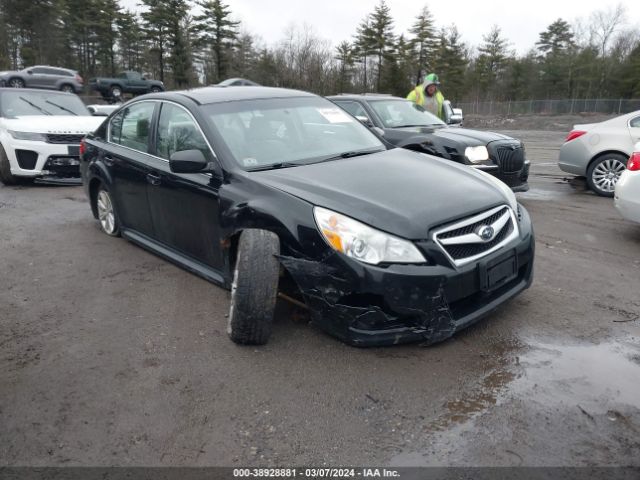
top-left (496, 146), bottom-right (524, 173)
top-left (46, 134), bottom-right (85, 144)
top-left (15, 149), bottom-right (38, 169)
top-left (443, 221), bottom-right (514, 259)
top-left (439, 207), bottom-right (508, 239)
top-left (433, 205), bottom-right (518, 267)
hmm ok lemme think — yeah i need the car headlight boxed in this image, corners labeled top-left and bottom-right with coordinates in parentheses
top-left (313, 207), bottom-right (426, 265)
top-left (8, 130), bottom-right (47, 141)
top-left (465, 146), bottom-right (489, 163)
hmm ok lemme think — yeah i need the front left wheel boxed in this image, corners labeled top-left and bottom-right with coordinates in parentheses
top-left (0, 144), bottom-right (18, 185)
top-left (95, 185), bottom-right (120, 236)
top-left (227, 230), bottom-right (280, 345)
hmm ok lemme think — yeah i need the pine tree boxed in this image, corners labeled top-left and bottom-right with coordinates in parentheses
top-left (368, 0), bottom-right (395, 91)
top-left (353, 16), bottom-right (375, 91)
top-left (475, 25), bottom-right (511, 99)
top-left (192, 0), bottom-right (239, 83)
top-left (408, 5), bottom-right (437, 84)
top-left (335, 41), bottom-right (354, 93)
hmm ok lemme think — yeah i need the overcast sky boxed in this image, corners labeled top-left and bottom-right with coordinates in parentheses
top-left (123, 0), bottom-right (639, 54)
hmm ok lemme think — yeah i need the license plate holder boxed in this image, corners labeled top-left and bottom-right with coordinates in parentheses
top-left (479, 251), bottom-right (517, 292)
top-left (67, 145), bottom-right (80, 156)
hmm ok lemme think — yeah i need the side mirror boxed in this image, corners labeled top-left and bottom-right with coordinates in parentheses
top-left (355, 115), bottom-right (373, 128)
top-left (372, 127), bottom-right (385, 137)
top-left (169, 149), bottom-right (221, 176)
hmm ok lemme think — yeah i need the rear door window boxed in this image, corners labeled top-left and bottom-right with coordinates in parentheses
top-left (334, 101), bottom-right (367, 118)
top-left (109, 102), bottom-right (156, 153)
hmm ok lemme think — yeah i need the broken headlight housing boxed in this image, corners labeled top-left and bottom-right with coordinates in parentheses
top-left (313, 207), bottom-right (426, 265)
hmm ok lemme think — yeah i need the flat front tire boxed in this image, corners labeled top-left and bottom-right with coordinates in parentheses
top-left (227, 230), bottom-right (280, 345)
top-left (587, 154), bottom-right (627, 197)
top-left (95, 185), bottom-right (120, 236)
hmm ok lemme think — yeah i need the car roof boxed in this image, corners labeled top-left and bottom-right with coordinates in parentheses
top-left (0, 87), bottom-right (75, 94)
top-left (27, 65), bottom-right (75, 72)
top-left (167, 86), bottom-right (317, 105)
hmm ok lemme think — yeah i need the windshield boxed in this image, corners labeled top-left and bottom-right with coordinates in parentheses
top-left (204, 96), bottom-right (385, 170)
top-left (0, 91), bottom-right (89, 117)
top-left (369, 99), bottom-right (445, 128)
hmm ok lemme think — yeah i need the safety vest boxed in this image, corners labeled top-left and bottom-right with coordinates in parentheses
top-left (406, 87), bottom-right (445, 120)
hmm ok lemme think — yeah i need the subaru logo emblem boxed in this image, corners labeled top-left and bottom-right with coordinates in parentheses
top-left (478, 225), bottom-right (494, 241)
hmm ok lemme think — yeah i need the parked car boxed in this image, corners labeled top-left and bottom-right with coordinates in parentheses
top-left (614, 143), bottom-right (640, 224)
top-left (86, 104), bottom-right (120, 116)
top-left (80, 86), bottom-right (534, 347)
top-left (217, 78), bottom-right (260, 86)
top-left (329, 94), bottom-right (529, 192)
top-left (559, 111), bottom-right (640, 196)
top-left (0, 88), bottom-right (104, 185)
top-left (0, 65), bottom-right (84, 93)
top-left (89, 71), bottom-right (164, 99)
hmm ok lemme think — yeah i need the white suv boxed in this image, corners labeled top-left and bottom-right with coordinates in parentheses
top-left (0, 88), bottom-right (104, 184)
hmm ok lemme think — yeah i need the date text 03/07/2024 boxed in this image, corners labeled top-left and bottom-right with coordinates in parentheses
top-left (233, 468), bottom-right (401, 478)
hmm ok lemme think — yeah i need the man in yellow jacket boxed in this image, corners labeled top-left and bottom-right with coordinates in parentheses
top-left (406, 73), bottom-right (445, 120)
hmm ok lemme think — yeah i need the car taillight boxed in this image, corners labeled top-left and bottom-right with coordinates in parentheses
top-left (79, 139), bottom-right (86, 157)
top-left (628, 152), bottom-right (640, 171)
top-left (565, 130), bottom-right (586, 142)
top-left (75, 74), bottom-right (83, 84)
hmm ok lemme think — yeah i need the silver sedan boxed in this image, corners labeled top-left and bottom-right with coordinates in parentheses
top-left (559, 111), bottom-right (640, 197)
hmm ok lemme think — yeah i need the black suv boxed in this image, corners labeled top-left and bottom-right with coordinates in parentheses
top-left (329, 94), bottom-right (530, 192)
top-left (80, 87), bottom-right (534, 347)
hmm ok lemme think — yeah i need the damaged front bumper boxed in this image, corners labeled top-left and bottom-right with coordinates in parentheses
top-left (280, 205), bottom-right (535, 347)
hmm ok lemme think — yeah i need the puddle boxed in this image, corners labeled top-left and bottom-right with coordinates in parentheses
top-left (392, 339), bottom-right (640, 466)
top-left (510, 340), bottom-right (640, 412)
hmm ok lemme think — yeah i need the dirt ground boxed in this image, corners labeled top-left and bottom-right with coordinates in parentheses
top-left (1, 129), bottom-right (639, 467)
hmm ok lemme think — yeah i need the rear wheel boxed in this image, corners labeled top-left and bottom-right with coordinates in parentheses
top-left (0, 144), bottom-right (18, 185)
top-left (8, 77), bottom-right (24, 88)
top-left (60, 84), bottom-right (74, 93)
top-left (587, 153), bottom-right (627, 197)
top-left (149, 86), bottom-right (162, 93)
top-left (94, 185), bottom-right (120, 236)
top-left (227, 230), bottom-right (280, 345)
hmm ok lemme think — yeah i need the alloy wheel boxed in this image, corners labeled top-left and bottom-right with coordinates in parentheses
top-left (592, 158), bottom-right (626, 193)
top-left (96, 190), bottom-right (116, 235)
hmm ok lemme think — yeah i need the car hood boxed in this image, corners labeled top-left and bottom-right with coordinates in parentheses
top-left (391, 126), bottom-right (515, 146)
top-left (252, 148), bottom-right (508, 239)
top-left (2, 115), bottom-right (104, 134)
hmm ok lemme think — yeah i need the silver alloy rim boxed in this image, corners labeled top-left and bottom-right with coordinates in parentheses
top-left (592, 158), bottom-right (626, 193)
top-left (96, 190), bottom-right (116, 234)
top-left (62, 86), bottom-right (73, 92)
top-left (9, 79), bottom-right (23, 88)
top-left (227, 263), bottom-right (239, 334)
top-left (112, 87), bottom-right (121, 96)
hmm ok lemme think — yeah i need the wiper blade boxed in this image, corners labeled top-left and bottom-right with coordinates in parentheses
top-left (393, 124), bottom-right (429, 128)
top-left (45, 100), bottom-right (77, 116)
top-left (315, 149), bottom-right (384, 163)
top-left (247, 162), bottom-right (301, 172)
top-left (19, 96), bottom-right (52, 115)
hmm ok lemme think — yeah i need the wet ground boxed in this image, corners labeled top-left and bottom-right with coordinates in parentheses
top-left (1, 130), bottom-right (639, 467)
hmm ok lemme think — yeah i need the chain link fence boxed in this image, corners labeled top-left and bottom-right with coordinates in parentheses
top-left (457, 99), bottom-right (640, 116)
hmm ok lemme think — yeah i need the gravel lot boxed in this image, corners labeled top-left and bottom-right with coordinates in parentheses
top-left (1, 129), bottom-right (639, 467)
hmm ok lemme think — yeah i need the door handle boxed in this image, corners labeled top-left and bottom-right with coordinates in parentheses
top-left (146, 172), bottom-right (161, 186)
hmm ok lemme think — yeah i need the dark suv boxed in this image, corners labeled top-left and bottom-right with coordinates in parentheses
top-left (329, 94), bottom-right (530, 192)
top-left (80, 86), bottom-right (534, 347)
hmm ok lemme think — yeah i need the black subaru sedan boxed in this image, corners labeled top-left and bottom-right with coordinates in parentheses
top-left (80, 86), bottom-right (534, 347)
top-left (329, 94), bottom-right (530, 192)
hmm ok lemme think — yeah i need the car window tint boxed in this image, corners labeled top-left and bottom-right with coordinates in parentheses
top-left (156, 103), bottom-right (210, 160)
top-left (110, 102), bottom-right (155, 153)
top-left (31, 67), bottom-right (46, 74)
top-left (118, 72), bottom-right (127, 79)
top-left (335, 101), bottom-right (367, 118)
top-left (630, 116), bottom-right (640, 128)
top-left (43, 68), bottom-right (60, 75)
